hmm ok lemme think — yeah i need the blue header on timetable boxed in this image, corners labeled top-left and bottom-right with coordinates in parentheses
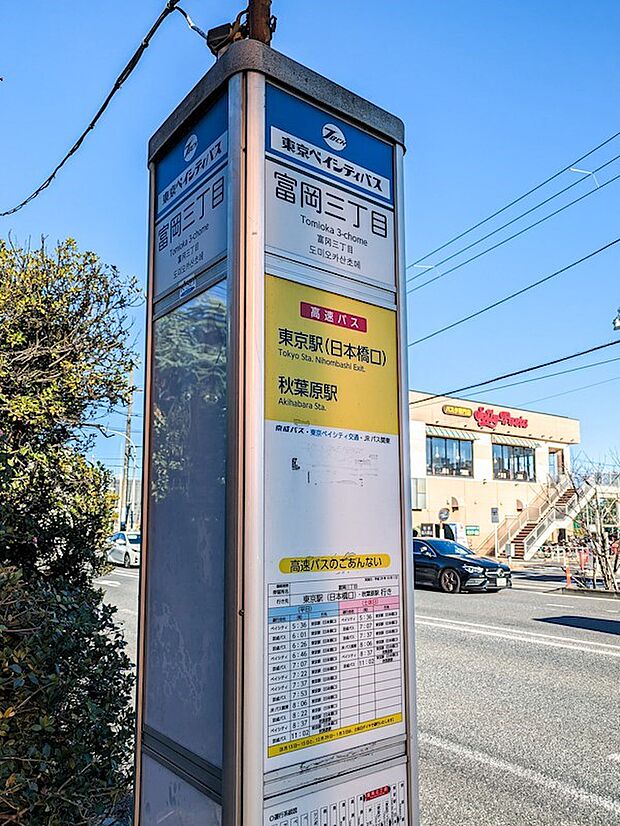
top-left (155, 92), bottom-right (228, 218)
top-left (265, 84), bottom-right (394, 206)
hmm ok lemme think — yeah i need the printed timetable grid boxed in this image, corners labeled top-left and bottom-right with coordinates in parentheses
top-left (263, 779), bottom-right (407, 826)
top-left (267, 575), bottom-right (402, 758)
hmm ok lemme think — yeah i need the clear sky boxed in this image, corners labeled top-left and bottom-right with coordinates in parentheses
top-left (2, 0), bottom-right (619, 472)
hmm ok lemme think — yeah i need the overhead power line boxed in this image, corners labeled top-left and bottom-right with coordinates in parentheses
top-left (409, 237), bottom-right (620, 347)
top-left (408, 354), bottom-right (620, 412)
top-left (410, 128), bottom-right (620, 266)
top-left (473, 354), bottom-right (620, 395)
top-left (0, 0), bottom-right (182, 217)
top-left (520, 374), bottom-right (620, 406)
top-left (409, 339), bottom-right (620, 407)
top-left (407, 154), bottom-right (620, 289)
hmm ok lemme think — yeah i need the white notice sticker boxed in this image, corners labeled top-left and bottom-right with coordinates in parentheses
top-left (263, 763), bottom-right (408, 825)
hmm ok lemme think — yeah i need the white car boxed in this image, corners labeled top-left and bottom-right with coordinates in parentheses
top-left (107, 531), bottom-right (141, 568)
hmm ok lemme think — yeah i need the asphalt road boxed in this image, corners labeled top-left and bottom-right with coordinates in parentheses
top-left (96, 566), bottom-right (140, 665)
top-left (416, 578), bottom-right (620, 826)
top-left (96, 566), bottom-right (620, 825)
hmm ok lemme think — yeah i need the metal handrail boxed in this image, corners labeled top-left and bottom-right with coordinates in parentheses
top-left (523, 487), bottom-right (595, 556)
top-left (479, 473), bottom-right (573, 552)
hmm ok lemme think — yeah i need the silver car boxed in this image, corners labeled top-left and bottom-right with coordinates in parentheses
top-left (107, 531), bottom-right (141, 568)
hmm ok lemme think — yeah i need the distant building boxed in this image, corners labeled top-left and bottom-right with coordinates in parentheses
top-left (408, 391), bottom-right (582, 558)
top-left (110, 471), bottom-right (142, 531)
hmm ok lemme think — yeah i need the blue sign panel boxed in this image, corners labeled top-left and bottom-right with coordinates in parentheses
top-left (153, 92), bottom-right (229, 298)
top-left (265, 84), bottom-right (393, 205)
top-left (156, 92), bottom-right (228, 220)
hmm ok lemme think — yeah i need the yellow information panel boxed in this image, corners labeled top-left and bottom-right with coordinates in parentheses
top-left (263, 274), bottom-right (405, 771)
top-left (264, 275), bottom-right (399, 434)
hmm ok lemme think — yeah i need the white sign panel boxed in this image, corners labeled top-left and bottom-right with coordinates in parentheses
top-left (263, 763), bottom-right (408, 825)
top-left (154, 166), bottom-right (228, 297)
top-left (265, 84), bottom-right (395, 290)
top-left (265, 158), bottom-right (395, 289)
top-left (264, 277), bottom-right (405, 772)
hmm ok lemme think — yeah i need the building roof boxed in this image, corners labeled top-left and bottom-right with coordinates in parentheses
top-left (409, 389), bottom-right (580, 445)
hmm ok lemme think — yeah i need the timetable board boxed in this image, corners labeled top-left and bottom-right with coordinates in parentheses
top-left (264, 275), bottom-right (405, 771)
top-left (267, 575), bottom-right (402, 758)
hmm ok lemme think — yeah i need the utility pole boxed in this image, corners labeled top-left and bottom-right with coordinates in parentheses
top-left (248, 0), bottom-right (272, 44)
top-left (119, 367), bottom-right (134, 530)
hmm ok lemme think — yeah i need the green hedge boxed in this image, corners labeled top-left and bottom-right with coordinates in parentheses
top-left (0, 568), bottom-right (135, 825)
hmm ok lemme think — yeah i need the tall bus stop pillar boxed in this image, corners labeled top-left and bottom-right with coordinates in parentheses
top-left (135, 38), bottom-right (419, 826)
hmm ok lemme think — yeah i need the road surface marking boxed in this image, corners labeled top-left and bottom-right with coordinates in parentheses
top-left (420, 732), bottom-right (620, 816)
top-left (417, 614), bottom-right (620, 648)
top-left (416, 617), bottom-right (620, 657)
top-left (552, 592), bottom-right (620, 605)
top-left (110, 570), bottom-right (140, 578)
top-left (546, 603), bottom-right (568, 608)
top-left (96, 579), bottom-right (120, 588)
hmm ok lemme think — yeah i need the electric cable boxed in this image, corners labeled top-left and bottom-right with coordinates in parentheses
top-left (410, 128), bottom-right (620, 266)
top-left (409, 339), bottom-right (620, 407)
top-left (407, 153), bottom-right (620, 287)
top-left (408, 354), bottom-right (620, 412)
top-left (409, 169), bottom-right (620, 294)
top-left (408, 237), bottom-right (620, 347)
top-left (469, 354), bottom-right (620, 394)
top-left (0, 0), bottom-right (182, 217)
top-left (519, 374), bottom-right (620, 406)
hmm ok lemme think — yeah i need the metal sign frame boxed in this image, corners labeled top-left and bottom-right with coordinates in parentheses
top-left (135, 39), bottom-right (418, 826)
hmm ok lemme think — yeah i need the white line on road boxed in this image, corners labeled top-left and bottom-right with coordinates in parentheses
top-left (544, 601), bottom-right (618, 615)
top-left (420, 732), bottom-right (620, 817)
top-left (96, 579), bottom-right (120, 588)
top-left (416, 616), bottom-right (620, 657)
top-left (417, 614), bottom-right (619, 648)
top-left (552, 592), bottom-right (620, 605)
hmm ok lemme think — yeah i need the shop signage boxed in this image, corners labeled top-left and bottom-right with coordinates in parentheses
top-left (465, 525), bottom-right (480, 536)
top-left (491, 508), bottom-right (499, 524)
top-left (420, 523), bottom-right (434, 537)
top-left (442, 404), bottom-right (472, 418)
top-left (474, 406), bottom-right (528, 430)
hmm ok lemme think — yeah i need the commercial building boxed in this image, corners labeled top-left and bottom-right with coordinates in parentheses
top-left (408, 390), bottom-right (581, 558)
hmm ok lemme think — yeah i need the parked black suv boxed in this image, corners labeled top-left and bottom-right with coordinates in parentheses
top-left (413, 538), bottom-right (512, 594)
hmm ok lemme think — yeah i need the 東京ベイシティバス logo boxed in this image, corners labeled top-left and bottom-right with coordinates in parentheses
top-left (183, 133), bottom-right (198, 162)
top-left (322, 123), bottom-right (347, 152)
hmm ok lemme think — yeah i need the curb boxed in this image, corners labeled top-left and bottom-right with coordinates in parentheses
top-left (561, 587), bottom-right (620, 601)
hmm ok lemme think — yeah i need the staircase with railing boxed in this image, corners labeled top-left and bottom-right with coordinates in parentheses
top-left (478, 475), bottom-right (578, 559)
top-left (521, 485), bottom-right (595, 558)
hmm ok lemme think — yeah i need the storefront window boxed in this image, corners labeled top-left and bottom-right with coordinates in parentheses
top-left (426, 436), bottom-right (473, 477)
top-left (493, 443), bottom-right (535, 481)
